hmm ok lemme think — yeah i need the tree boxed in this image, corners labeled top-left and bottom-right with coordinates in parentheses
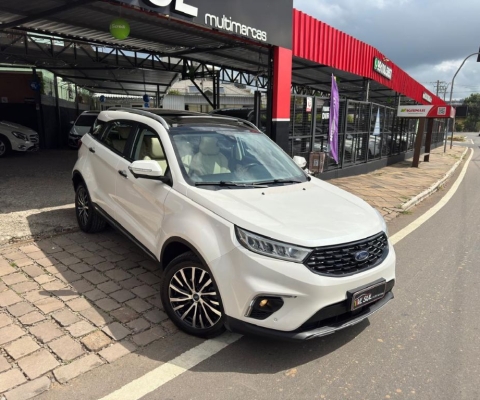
top-left (462, 93), bottom-right (480, 131)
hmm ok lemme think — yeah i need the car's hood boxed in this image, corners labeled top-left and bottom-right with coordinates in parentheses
top-left (187, 178), bottom-right (384, 248)
top-left (0, 121), bottom-right (37, 134)
top-left (71, 126), bottom-right (90, 136)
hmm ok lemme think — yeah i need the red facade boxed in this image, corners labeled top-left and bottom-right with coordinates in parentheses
top-left (292, 9), bottom-right (445, 106)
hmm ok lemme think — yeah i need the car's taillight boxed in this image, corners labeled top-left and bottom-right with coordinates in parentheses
top-left (78, 139), bottom-right (82, 149)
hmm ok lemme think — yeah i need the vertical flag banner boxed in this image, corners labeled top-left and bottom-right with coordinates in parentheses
top-left (329, 74), bottom-right (339, 163)
top-left (373, 108), bottom-right (381, 136)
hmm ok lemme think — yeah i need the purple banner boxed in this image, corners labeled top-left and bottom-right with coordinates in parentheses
top-left (329, 74), bottom-right (339, 164)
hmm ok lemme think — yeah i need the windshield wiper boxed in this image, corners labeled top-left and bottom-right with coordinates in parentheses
top-left (253, 178), bottom-right (304, 185)
top-left (195, 181), bottom-right (268, 188)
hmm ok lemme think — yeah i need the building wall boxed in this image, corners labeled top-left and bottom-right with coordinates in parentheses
top-left (0, 72), bottom-right (36, 104)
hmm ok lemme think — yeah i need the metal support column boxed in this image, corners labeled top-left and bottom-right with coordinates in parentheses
top-left (363, 78), bottom-right (370, 102)
top-left (266, 47), bottom-right (274, 139)
top-left (212, 74), bottom-right (217, 110)
top-left (216, 73), bottom-right (221, 110)
top-left (156, 85), bottom-right (160, 108)
top-left (253, 91), bottom-right (262, 128)
top-left (74, 84), bottom-right (79, 117)
top-left (424, 119), bottom-right (434, 162)
top-left (32, 68), bottom-right (45, 149)
top-left (412, 118), bottom-right (426, 168)
top-left (53, 74), bottom-right (62, 147)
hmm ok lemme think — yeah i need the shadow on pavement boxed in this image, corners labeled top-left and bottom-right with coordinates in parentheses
top-left (0, 149), bottom-right (77, 214)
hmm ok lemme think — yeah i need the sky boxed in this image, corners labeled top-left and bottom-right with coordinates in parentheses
top-left (293, 0), bottom-right (480, 101)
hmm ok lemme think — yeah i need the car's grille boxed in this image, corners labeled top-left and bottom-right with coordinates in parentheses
top-left (304, 232), bottom-right (389, 277)
top-left (29, 134), bottom-right (39, 143)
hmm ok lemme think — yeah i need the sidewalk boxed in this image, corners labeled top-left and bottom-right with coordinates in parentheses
top-left (0, 144), bottom-right (468, 399)
top-left (331, 145), bottom-right (467, 221)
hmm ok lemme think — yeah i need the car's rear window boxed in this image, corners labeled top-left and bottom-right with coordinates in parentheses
top-left (76, 114), bottom-right (98, 127)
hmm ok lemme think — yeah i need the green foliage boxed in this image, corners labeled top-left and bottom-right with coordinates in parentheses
top-left (167, 89), bottom-right (181, 95)
top-left (462, 94), bottom-right (480, 131)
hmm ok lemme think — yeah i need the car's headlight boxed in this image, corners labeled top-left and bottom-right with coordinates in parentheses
top-left (12, 131), bottom-right (28, 141)
top-left (373, 208), bottom-right (389, 236)
top-left (235, 227), bottom-right (311, 263)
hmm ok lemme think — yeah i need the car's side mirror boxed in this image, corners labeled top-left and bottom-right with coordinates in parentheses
top-left (293, 156), bottom-right (307, 169)
top-left (129, 160), bottom-right (168, 182)
top-left (69, 121), bottom-right (75, 125)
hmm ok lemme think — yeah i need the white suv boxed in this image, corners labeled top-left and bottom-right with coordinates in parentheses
top-left (0, 121), bottom-right (39, 158)
top-left (72, 108), bottom-right (395, 340)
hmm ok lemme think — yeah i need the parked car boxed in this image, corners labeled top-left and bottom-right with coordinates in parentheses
top-left (68, 111), bottom-right (99, 148)
top-left (0, 121), bottom-right (39, 158)
top-left (72, 108), bottom-right (395, 340)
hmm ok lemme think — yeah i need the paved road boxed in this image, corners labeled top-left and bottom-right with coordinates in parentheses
top-left (39, 134), bottom-right (479, 400)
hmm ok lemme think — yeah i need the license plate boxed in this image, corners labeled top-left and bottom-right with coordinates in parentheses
top-left (349, 280), bottom-right (386, 311)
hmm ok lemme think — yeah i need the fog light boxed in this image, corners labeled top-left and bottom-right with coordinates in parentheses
top-left (248, 296), bottom-right (284, 320)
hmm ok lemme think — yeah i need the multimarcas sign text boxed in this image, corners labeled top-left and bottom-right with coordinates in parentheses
top-left (143, 0), bottom-right (267, 42)
top-left (205, 14), bottom-right (267, 42)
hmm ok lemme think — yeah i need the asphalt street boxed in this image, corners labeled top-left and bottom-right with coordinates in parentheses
top-left (37, 134), bottom-right (480, 400)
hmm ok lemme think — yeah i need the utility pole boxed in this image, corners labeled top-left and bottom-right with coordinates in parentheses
top-left (433, 80), bottom-right (448, 98)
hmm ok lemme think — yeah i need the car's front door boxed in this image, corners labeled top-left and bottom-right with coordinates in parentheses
top-left (87, 120), bottom-right (136, 220)
top-left (115, 123), bottom-right (172, 255)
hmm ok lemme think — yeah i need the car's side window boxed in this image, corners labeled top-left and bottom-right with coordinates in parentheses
top-left (132, 125), bottom-right (169, 176)
top-left (100, 121), bottom-right (135, 155)
top-left (90, 119), bottom-right (105, 137)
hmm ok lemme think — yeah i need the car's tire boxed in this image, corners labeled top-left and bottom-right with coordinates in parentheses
top-left (161, 251), bottom-right (226, 338)
top-left (75, 182), bottom-right (107, 233)
top-left (0, 135), bottom-right (11, 158)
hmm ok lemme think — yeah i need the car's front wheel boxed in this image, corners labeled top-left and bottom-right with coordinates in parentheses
top-left (161, 252), bottom-right (226, 338)
top-left (0, 135), bottom-right (11, 158)
top-left (75, 183), bottom-right (107, 233)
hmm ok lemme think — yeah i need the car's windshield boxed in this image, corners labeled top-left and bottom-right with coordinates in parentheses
top-left (76, 115), bottom-right (98, 127)
top-left (169, 124), bottom-right (307, 187)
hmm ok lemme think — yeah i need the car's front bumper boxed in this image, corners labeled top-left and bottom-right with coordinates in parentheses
top-left (211, 241), bottom-right (396, 336)
top-left (13, 141), bottom-right (39, 152)
top-left (68, 135), bottom-right (82, 148)
top-left (225, 289), bottom-right (394, 340)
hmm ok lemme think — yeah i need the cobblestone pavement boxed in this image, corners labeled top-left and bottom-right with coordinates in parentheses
top-left (0, 144), bottom-right (468, 398)
top-left (0, 231), bottom-right (177, 399)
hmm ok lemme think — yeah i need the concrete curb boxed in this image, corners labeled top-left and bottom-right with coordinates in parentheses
top-left (401, 146), bottom-right (469, 211)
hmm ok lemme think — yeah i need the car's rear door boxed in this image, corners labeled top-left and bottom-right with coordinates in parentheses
top-left (85, 120), bottom-right (137, 220)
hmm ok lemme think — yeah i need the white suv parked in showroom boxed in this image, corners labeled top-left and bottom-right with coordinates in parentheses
top-left (72, 108), bottom-right (395, 340)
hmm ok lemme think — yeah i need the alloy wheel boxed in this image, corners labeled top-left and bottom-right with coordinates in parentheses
top-left (76, 186), bottom-right (90, 227)
top-left (168, 266), bottom-right (222, 329)
top-left (0, 140), bottom-right (6, 156)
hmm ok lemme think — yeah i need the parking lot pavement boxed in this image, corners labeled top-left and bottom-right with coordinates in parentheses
top-left (0, 231), bottom-right (180, 399)
top-left (0, 150), bottom-right (78, 246)
top-left (0, 144), bottom-right (469, 399)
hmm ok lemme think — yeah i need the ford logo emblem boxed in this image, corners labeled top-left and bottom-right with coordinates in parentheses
top-left (355, 250), bottom-right (370, 262)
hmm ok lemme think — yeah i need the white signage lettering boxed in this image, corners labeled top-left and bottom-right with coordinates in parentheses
top-left (422, 92), bottom-right (432, 103)
top-left (145, 0), bottom-right (198, 17)
top-left (373, 57), bottom-right (393, 80)
top-left (205, 14), bottom-right (267, 42)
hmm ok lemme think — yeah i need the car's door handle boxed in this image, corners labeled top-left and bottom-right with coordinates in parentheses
top-left (89, 147), bottom-right (95, 153)
top-left (118, 170), bottom-right (128, 178)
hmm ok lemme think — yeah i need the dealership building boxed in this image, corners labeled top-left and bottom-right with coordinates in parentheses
top-left (0, 0), bottom-right (452, 177)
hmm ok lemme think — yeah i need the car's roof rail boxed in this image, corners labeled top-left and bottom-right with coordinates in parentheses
top-left (107, 107), bottom-right (169, 130)
top-left (177, 115), bottom-right (261, 131)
